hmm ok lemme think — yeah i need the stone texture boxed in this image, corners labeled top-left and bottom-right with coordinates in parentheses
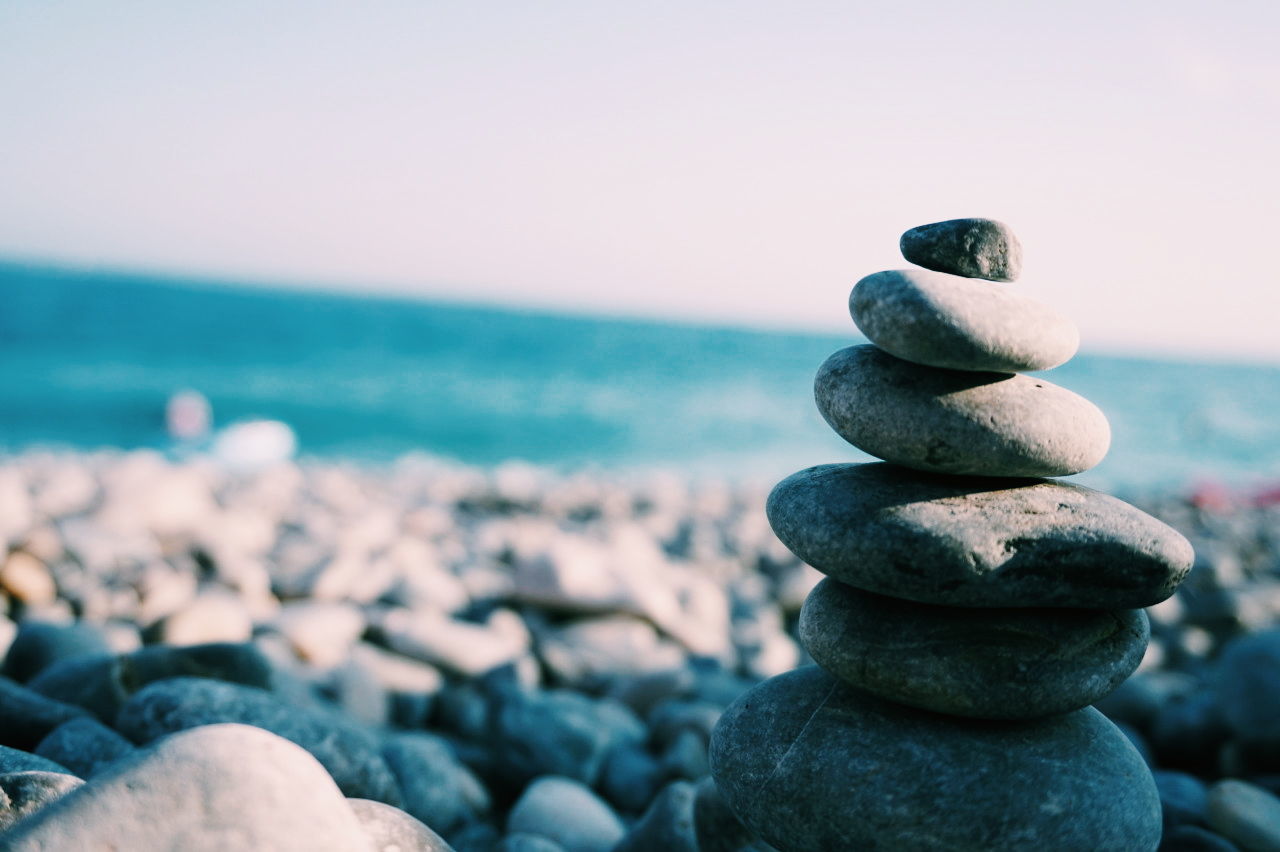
top-left (709, 666), bottom-right (1161, 852)
top-left (0, 745), bottom-right (72, 776)
top-left (0, 771), bottom-right (84, 830)
top-left (815, 345), bottom-right (1110, 477)
top-left (34, 716), bottom-right (134, 778)
top-left (114, 676), bottom-right (402, 804)
top-left (767, 463), bottom-right (1193, 608)
top-left (26, 641), bottom-right (274, 722)
top-left (0, 724), bottom-right (371, 850)
top-left (348, 798), bottom-right (454, 851)
top-left (613, 780), bottom-right (698, 852)
top-left (0, 676), bottom-right (89, 751)
top-left (799, 578), bottom-right (1149, 718)
top-left (506, 776), bottom-right (625, 852)
top-left (900, 217), bottom-right (1022, 281)
top-left (382, 732), bottom-right (489, 834)
top-left (1206, 780), bottom-right (1280, 852)
top-left (1216, 630), bottom-right (1280, 762)
top-left (849, 268), bottom-right (1077, 372)
top-left (1, 620), bottom-right (112, 683)
top-left (692, 777), bottom-right (760, 852)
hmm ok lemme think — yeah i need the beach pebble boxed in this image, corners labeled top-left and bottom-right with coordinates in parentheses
top-left (383, 733), bottom-right (490, 834)
top-left (815, 345), bottom-right (1110, 477)
top-left (1216, 631), bottom-right (1280, 758)
top-left (1207, 780), bottom-right (1280, 852)
top-left (497, 835), bottom-right (566, 852)
top-left (613, 780), bottom-right (698, 852)
top-left (1157, 770), bottom-right (1210, 831)
top-left (0, 676), bottom-right (90, 751)
top-left (506, 776), bottom-right (625, 852)
top-left (536, 614), bottom-right (686, 685)
top-left (274, 600), bottom-right (366, 668)
top-left (26, 641), bottom-right (274, 722)
top-left (598, 743), bottom-right (663, 813)
top-left (34, 716), bottom-right (134, 778)
top-left (0, 724), bottom-right (370, 850)
top-left (347, 798), bottom-right (454, 852)
top-left (1151, 691), bottom-right (1233, 776)
top-left (3, 615), bottom-right (108, 682)
top-left (799, 578), bottom-right (1149, 718)
top-left (0, 771), bottom-right (84, 830)
top-left (692, 777), bottom-right (760, 852)
top-left (381, 606), bottom-right (530, 678)
top-left (115, 676), bottom-right (402, 804)
top-left (0, 745), bottom-right (72, 776)
top-left (850, 268), bottom-right (1077, 372)
top-left (0, 552), bottom-right (57, 606)
top-left (1161, 825), bottom-right (1243, 851)
top-left (767, 463), bottom-right (1193, 608)
top-left (900, 217), bottom-right (1022, 281)
top-left (155, 588), bottom-right (254, 645)
top-left (709, 666), bottom-right (1161, 851)
top-left (492, 689), bottom-right (643, 787)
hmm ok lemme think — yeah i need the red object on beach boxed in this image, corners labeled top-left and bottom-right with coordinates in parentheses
top-left (1252, 485), bottom-right (1280, 507)
top-left (1188, 480), bottom-right (1233, 512)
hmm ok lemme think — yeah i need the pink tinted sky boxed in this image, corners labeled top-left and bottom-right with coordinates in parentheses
top-left (1, 1), bottom-right (1277, 362)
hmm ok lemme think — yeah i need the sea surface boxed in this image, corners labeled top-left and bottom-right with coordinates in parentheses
top-left (2, 262), bottom-right (1278, 493)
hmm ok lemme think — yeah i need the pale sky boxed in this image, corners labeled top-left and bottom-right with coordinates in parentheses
top-left (2, 1), bottom-right (1278, 362)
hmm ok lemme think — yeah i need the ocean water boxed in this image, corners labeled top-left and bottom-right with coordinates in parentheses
top-left (2, 262), bottom-right (1278, 492)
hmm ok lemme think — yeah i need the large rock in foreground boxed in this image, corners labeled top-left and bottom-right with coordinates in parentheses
top-left (849, 269), bottom-right (1077, 372)
top-left (767, 463), bottom-right (1193, 608)
top-left (800, 578), bottom-right (1149, 718)
top-left (1, 724), bottom-right (370, 850)
top-left (816, 345), bottom-right (1110, 477)
top-left (709, 666), bottom-right (1161, 852)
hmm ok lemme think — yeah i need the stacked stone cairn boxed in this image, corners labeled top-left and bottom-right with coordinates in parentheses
top-left (709, 218), bottom-right (1197, 851)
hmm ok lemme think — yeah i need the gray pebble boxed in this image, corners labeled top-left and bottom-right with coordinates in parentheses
top-left (900, 217), bottom-right (1022, 281)
top-left (1151, 691), bottom-right (1232, 776)
top-left (0, 744), bottom-right (72, 776)
top-left (0, 724), bottom-right (371, 850)
top-left (34, 716), bottom-right (133, 778)
top-left (26, 641), bottom-right (274, 722)
top-left (1157, 770), bottom-right (1210, 831)
top-left (767, 463), bottom-right (1194, 608)
top-left (497, 835), bottom-right (566, 852)
top-left (613, 780), bottom-right (698, 852)
top-left (709, 666), bottom-right (1161, 852)
top-left (383, 732), bottom-right (490, 835)
top-left (850, 269), bottom-right (1077, 372)
top-left (347, 798), bottom-right (454, 851)
top-left (815, 345), bottom-right (1110, 477)
top-left (1, 621), bottom-right (111, 683)
top-left (1162, 825), bottom-right (1243, 851)
top-left (115, 676), bottom-right (402, 804)
top-left (0, 771), bottom-right (84, 830)
top-left (598, 743), bottom-right (663, 814)
top-left (1206, 780), bottom-right (1280, 852)
top-left (692, 777), bottom-right (760, 852)
top-left (492, 689), bottom-right (643, 787)
top-left (506, 776), bottom-right (624, 852)
top-left (1216, 631), bottom-right (1280, 761)
top-left (800, 578), bottom-right (1149, 718)
top-left (0, 676), bottom-right (89, 750)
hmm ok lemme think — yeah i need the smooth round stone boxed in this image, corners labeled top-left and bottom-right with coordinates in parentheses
top-left (709, 666), bottom-right (1161, 852)
top-left (849, 269), bottom-right (1078, 372)
top-left (1206, 780), bottom-right (1280, 852)
top-left (767, 463), bottom-right (1193, 608)
top-left (347, 798), bottom-right (453, 851)
top-left (816, 345), bottom-right (1110, 477)
top-left (900, 217), bottom-right (1023, 281)
top-left (506, 776), bottom-right (625, 852)
top-left (799, 578), bottom-right (1149, 719)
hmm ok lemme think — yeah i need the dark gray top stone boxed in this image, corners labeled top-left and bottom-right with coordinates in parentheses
top-left (800, 578), bottom-right (1149, 719)
top-left (709, 666), bottom-right (1161, 852)
top-left (849, 269), bottom-right (1078, 372)
top-left (900, 217), bottom-right (1023, 281)
top-left (815, 345), bottom-right (1110, 477)
top-left (767, 463), bottom-right (1194, 608)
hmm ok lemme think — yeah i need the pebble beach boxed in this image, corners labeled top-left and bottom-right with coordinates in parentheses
top-left (0, 450), bottom-right (1276, 849)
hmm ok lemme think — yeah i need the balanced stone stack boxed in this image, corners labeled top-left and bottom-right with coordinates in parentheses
top-left (709, 219), bottom-right (1196, 850)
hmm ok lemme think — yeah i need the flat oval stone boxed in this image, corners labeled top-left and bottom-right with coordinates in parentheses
top-left (800, 578), bottom-right (1149, 718)
top-left (849, 269), bottom-right (1078, 372)
top-left (816, 345), bottom-right (1110, 476)
top-left (709, 666), bottom-right (1161, 852)
top-left (766, 463), bottom-right (1194, 608)
top-left (900, 217), bottom-right (1022, 281)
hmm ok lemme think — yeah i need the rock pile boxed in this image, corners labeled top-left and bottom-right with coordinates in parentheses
top-left (709, 218), bottom-right (1198, 850)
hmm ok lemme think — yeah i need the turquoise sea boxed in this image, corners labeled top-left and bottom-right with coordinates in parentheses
top-left (2, 262), bottom-right (1278, 492)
